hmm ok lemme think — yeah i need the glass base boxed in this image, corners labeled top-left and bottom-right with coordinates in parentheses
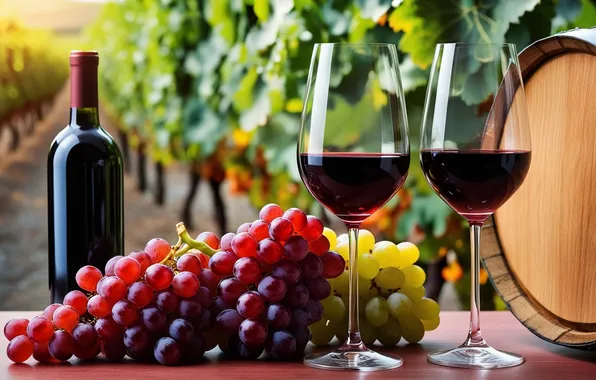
top-left (427, 343), bottom-right (524, 369)
top-left (304, 348), bottom-right (403, 371)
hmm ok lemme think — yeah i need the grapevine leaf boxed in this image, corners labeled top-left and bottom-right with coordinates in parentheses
top-left (254, 0), bottom-right (270, 22)
top-left (183, 99), bottom-right (228, 158)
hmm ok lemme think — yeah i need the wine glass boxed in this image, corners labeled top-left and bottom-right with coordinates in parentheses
top-left (420, 43), bottom-right (531, 369)
top-left (297, 43), bottom-right (409, 371)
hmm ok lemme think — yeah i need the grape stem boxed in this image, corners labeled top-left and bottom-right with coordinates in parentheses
top-left (173, 222), bottom-right (219, 259)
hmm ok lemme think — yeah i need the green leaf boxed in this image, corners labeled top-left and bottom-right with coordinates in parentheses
top-left (399, 56), bottom-right (428, 93)
top-left (254, 0), bottom-right (270, 22)
top-left (183, 99), bottom-right (228, 158)
top-left (233, 67), bottom-right (259, 112)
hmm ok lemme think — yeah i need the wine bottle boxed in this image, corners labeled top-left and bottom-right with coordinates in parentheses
top-left (47, 51), bottom-right (124, 302)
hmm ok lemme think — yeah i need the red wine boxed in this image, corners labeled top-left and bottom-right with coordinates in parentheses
top-left (298, 152), bottom-right (409, 225)
top-left (48, 51), bottom-right (124, 303)
top-left (420, 149), bottom-right (531, 223)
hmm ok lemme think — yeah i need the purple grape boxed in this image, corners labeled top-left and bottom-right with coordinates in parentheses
top-left (320, 251), bottom-right (346, 279)
top-left (304, 276), bottom-right (331, 300)
top-left (191, 286), bottom-right (213, 309)
top-left (141, 306), bottom-right (167, 332)
top-left (209, 297), bottom-right (232, 321)
top-left (154, 337), bottom-right (181, 365)
top-left (238, 319), bottom-right (268, 347)
top-left (215, 309), bottom-right (244, 335)
top-left (264, 304), bottom-right (292, 330)
top-left (272, 260), bottom-right (301, 284)
top-left (236, 291), bottom-right (265, 319)
top-left (300, 253), bottom-right (323, 279)
top-left (183, 334), bottom-right (206, 362)
top-left (156, 289), bottom-right (180, 314)
top-left (237, 341), bottom-right (264, 360)
top-left (72, 323), bottom-right (98, 348)
top-left (193, 309), bottom-right (213, 331)
top-left (233, 257), bottom-right (262, 285)
top-left (283, 236), bottom-right (309, 261)
top-left (304, 300), bottom-right (323, 323)
top-left (284, 283), bottom-right (309, 308)
top-left (266, 330), bottom-right (297, 359)
top-left (168, 318), bottom-right (194, 344)
top-left (257, 275), bottom-right (286, 302)
top-left (178, 299), bottom-right (202, 320)
top-left (123, 325), bottom-right (151, 352)
top-left (290, 308), bottom-right (312, 328)
top-left (218, 278), bottom-right (247, 305)
top-left (48, 330), bottom-right (75, 361)
top-left (290, 324), bottom-right (311, 352)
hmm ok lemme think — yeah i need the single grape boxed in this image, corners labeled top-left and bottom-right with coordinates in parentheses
top-left (196, 252), bottom-right (211, 268)
top-left (264, 304), bottom-right (291, 329)
top-left (168, 318), bottom-right (194, 344)
top-left (215, 309), bottom-right (244, 335)
top-left (305, 276), bottom-right (331, 301)
top-left (156, 289), bottom-right (180, 314)
top-left (198, 269), bottom-right (221, 295)
top-left (97, 276), bottom-right (128, 302)
top-left (239, 318), bottom-right (268, 347)
top-left (283, 235), bottom-right (309, 261)
top-left (300, 252), bottom-right (323, 279)
top-left (259, 203), bottom-right (283, 223)
top-left (236, 340), bottom-right (263, 360)
top-left (320, 251), bottom-right (345, 279)
top-left (94, 316), bottom-right (123, 340)
top-left (112, 300), bottom-right (139, 326)
top-left (332, 271), bottom-right (349, 297)
top-left (87, 295), bottom-right (112, 318)
top-left (396, 242), bottom-right (420, 267)
top-left (335, 241), bottom-right (349, 262)
top-left (176, 254), bottom-right (202, 276)
top-left (266, 330), bottom-right (296, 359)
top-left (237, 291), bottom-right (265, 319)
top-left (360, 317), bottom-right (377, 345)
top-left (256, 238), bottom-right (283, 264)
top-left (309, 235), bottom-right (330, 256)
top-left (232, 232), bottom-right (258, 258)
top-left (114, 256), bottom-right (142, 285)
top-left (372, 241), bottom-right (399, 268)
top-left (192, 286), bottom-right (213, 309)
top-left (412, 297), bottom-right (440, 320)
top-left (376, 267), bottom-right (406, 290)
top-left (272, 259), bottom-right (301, 284)
top-left (321, 295), bottom-right (346, 322)
top-left (104, 256), bottom-right (121, 276)
top-left (4, 318), bottom-right (29, 340)
top-left (365, 297), bottom-right (389, 327)
top-left (233, 257), bottom-right (262, 285)
top-left (376, 315), bottom-right (401, 347)
top-left (72, 323), bottom-right (98, 348)
top-left (141, 306), bottom-right (168, 332)
top-left (268, 217), bottom-right (294, 243)
top-left (27, 316), bottom-right (54, 343)
top-left (7, 335), bottom-right (34, 363)
top-left (283, 208), bottom-right (307, 232)
top-left (218, 278), bottom-right (247, 305)
top-left (75, 265), bottom-right (103, 292)
top-left (183, 334), bottom-right (206, 362)
top-left (322, 227), bottom-right (338, 250)
top-left (421, 315), bottom-right (440, 331)
top-left (398, 315), bottom-right (425, 343)
top-left (304, 299), bottom-right (324, 323)
top-left (195, 309), bottom-right (213, 331)
top-left (172, 271), bottom-right (200, 298)
top-left (144, 264), bottom-right (174, 290)
top-left (336, 233), bottom-right (348, 244)
top-left (127, 281), bottom-right (154, 308)
top-left (129, 250), bottom-right (152, 274)
top-left (209, 250), bottom-right (239, 276)
top-left (209, 297), bottom-right (233, 319)
top-left (63, 290), bottom-right (88, 316)
top-left (197, 231), bottom-right (220, 249)
top-left (386, 293), bottom-right (412, 319)
top-left (301, 215), bottom-right (324, 242)
top-left (178, 299), bottom-right (203, 320)
top-left (309, 318), bottom-right (334, 346)
top-left (289, 324), bottom-right (311, 351)
top-left (329, 317), bottom-right (348, 342)
top-left (220, 232), bottom-right (236, 251)
top-left (42, 303), bottom-right (61, 321)
top-left (144, 237), bottom-right (171, 263)
top-left (48, 330), bottom-right (74, 361)
top-left (236, 222), bottom-right (252, 233)
top-left (358, 254), bottom-right (380, 280)
top-left (284, 284), bottom-right (309, 308)
top-left (257, 275), bottom-right (287, 303)
top-left (290, 308), bottom-right (313, 329)
top-left (32, 342), bottom-right (53, 363)
top-left (73, 340), bottom-right (100, 360)
top-left (356, 230), bottom-right (376, 255)
top-left (100, 338), bottom-right (126, 361)
top-left (248, 220), bottom-right (270, 242)
top-left (402, 265), bottom-right (426, 288)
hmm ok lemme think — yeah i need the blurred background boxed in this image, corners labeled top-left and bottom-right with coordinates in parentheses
top-left (0, 0), bottom-right (594, 311)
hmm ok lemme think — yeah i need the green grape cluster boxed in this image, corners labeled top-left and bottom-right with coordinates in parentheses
top-left (311, 228), bottom-right (440, 347)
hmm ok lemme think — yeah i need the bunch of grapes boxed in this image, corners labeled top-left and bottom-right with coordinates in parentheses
top-left (309, 229), bottom-right (440, 347)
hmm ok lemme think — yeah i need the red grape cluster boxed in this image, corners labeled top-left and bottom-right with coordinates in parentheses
top-left (3, 204), bottom-right (345, 365)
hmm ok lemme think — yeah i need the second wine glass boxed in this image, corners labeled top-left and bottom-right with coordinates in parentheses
top-left (298, 43), bottom-right (409, 371)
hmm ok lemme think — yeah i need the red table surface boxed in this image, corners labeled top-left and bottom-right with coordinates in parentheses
top-left (0, 311), bottom-right (594, 380)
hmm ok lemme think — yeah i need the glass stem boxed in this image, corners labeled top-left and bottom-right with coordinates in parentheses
top-left (465, 223), bottom-right (485, 345)
top-left (344, 226), bottom-right (363, 348)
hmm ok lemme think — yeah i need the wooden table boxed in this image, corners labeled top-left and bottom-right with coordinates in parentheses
top-left (1, 311), bottom-right (594, 379)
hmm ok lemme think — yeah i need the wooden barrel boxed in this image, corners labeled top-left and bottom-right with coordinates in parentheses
top-left (482, 27), bottom-right (596, 350)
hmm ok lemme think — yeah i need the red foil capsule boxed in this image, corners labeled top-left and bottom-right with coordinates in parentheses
top-left (69, 50), bottom-right (98, 108)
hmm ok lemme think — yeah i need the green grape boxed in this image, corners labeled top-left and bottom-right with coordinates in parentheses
top-left (375, 267), bottom-right (405, 289)
top-left (377, 316), bottom-right (402, 347)
top-left (398, 315), bottom-right (425, 343)
top-left (321, 295), bottom-right (346, 322)
top-left (412, 297), bottom-right (440, 320)
top-left (336, 233), bottom-right (348, 245)
top-left (335, 241), bottom-right (349, 262)
top-left (309, 318), bottom-right (335, 346)
top-left (364, 297), bottom-right (389, 327)
top-left (358, 254), bottom-right (379, 280)
top-left (357, 230), bottom-right (375, 255)
top-left (330, 317), bottom-right (348, 342)
top-left (360, 317), bottom-right (377, 345)
top-left (358, 277), bottom-right (378, 301)
top-left (421, 315), bottom-right (440, 331)
top-left (396, 242), bottom-right (420, 267)
top-left (333, 271), bottom-right (349, 297)
top-left (387, 292), bottom-right (412, 318)
top-left (401, 265), bottom-right (426, 287)
top-left (371, 241), bottom-right (399, 268)
top-left (323, 227), bottom-right (338, 251)
top-left (399, 286), bottom-right (425, 300)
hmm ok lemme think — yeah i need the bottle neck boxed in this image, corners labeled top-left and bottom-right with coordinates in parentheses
top-left (69, 107), bottom-right (100, 129)
top-left (69, 52), bottom-right (99, 129)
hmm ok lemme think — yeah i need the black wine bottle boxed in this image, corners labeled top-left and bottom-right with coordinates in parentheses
top-left (48, 51), bottom-right (124, 303)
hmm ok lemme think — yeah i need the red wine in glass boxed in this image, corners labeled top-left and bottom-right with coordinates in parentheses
top-left (420, 149), bottom-right (530, 224)
top-left (299, 152), bottom-right (410, 224)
